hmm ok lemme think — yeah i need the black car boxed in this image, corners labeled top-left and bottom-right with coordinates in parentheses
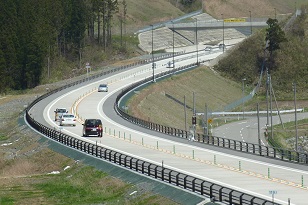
top-left (82, 119), bottom-right (103, 137)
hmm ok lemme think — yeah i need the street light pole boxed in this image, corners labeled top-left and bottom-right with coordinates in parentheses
top-left (249, 11), bottom-right (252, 35)
top-left (151, 25), bottom-right (155, 82)
top-left (172, 21), bottom-right (175, 72)
top-left (221, 14), bottom-right (224, 53)
top-left (242, 78), bottom-right (246, 119)
top-left (195, 18), bottom-right (198, 64)
top-left (294, 82), bottom-right (298, 151)
top-left (257, 103), bottom-right (261, 149)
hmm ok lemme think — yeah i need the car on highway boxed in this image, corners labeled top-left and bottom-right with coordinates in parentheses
top-left (54, 108), bottom-right (68, 121)
top-left (219, 43), bottom-right (226, 50)
top-left (82, 119), bottom-right (103, 137)
top-left (98, 84), bottom-right (108, 92)
top-left (166, 61), bottom-right (174, 68)
top-left (204, 46), bottom-right (212, 52)
top-left (59, 114), bottom-right (76, 126)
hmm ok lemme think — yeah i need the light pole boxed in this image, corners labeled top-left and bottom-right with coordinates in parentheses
top-left (221, 14), bottom-right (224, 53)
top-left (195, 18), bottom-right (198, 64)
top-left (249, 11), bottom-right (252, 35)
top-left (293, 82), bottom-right (298, 151)
top-left (242, 78), bottom-right (246, 119)
top-left (151, 25), bottom-right (155, 82)
top-left (172, 21), bottom-right (175, 72)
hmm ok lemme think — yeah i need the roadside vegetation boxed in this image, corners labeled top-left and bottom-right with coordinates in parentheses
top-left (1, 0), bottom-right (308, 204)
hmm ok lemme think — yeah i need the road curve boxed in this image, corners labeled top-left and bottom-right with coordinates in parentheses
top-left (31, 49), bottom-right (308, 205)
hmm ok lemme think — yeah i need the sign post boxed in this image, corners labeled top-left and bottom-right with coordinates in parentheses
top-left (269, 190), bottom-right (277, 203)
top-left (86, 62), bottom-right (91, 78)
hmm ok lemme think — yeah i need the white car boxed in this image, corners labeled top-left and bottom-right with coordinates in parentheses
top-left (59, 114), bottom-right (76, 126)
top-left (98, 84), bottom-right (108, 92)
top-left (204, 46), bottom-right (212, 52)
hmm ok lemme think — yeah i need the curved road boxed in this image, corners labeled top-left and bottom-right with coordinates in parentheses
top-left (213, 113), bottom-right (308, 146)
top-left (29, 47), bottom-right (308, 205)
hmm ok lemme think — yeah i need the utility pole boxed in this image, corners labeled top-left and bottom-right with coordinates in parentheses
top-left (257, 103), bottom-right (261, 153)
top-left (266, 68), bottom-right (269, 128)
top-left (184, 95), bottom-right (187, 131)
top-left (205, 103), bottom-right (208, 136)
top-left (249, 11), bottom-right (252, 35)
top-left (270, 75), bottom-right (273, 139)
top-left (242, 78), bottom-right (246, 119)
top-left (221, 14), bottom-right (225, 53)
top-left (294, 82), bottom-right (298, 151)
top-left (172, 21), bottom-right (175, 72)
top-left (195, 18), bottom-right (198, 64)
top-left (151, 25), bottom-right (155, 82)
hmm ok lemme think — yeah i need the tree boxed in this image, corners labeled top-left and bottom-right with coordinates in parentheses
top-left (265, 18), bottom-right (286, 56)
top-left (265, 18), bottom-right (287, 73)
top-left (0, 0), bottom-right (20, 91)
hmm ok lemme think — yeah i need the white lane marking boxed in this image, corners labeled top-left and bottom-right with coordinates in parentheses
top-left (94, 84), bottom-right (308, 175)
top-left (238, 121), bottom-right (247, 125)
top-left (48, 127), bottom-right (290, 205)
top-left (45, 57), bottom-right (308, 175)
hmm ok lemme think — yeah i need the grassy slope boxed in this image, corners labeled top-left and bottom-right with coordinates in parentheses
top-left (203, 0), bottom-right (300, 19)
top-left (128, 66), bottom-right (243, 130)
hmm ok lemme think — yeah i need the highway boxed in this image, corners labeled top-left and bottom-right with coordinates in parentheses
top-left (29, 46), bottom-right (308, 205)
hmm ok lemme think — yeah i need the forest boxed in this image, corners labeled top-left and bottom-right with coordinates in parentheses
top-left (0, 0), bottom-right (121, 93)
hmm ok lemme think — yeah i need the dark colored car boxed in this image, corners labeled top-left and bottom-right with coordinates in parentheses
top-left (82, 119), bottom-right (103, 137)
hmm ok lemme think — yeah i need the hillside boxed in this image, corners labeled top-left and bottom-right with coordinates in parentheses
top-left (126, 1), bottom-right (308, 132)
top-left (203, 0), bottom-right (298, 19)
top-left (214, 6), bottom-right (308, 99)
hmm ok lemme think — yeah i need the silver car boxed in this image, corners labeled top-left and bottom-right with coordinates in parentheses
top-left (98, 84), bottom-right (108, 92)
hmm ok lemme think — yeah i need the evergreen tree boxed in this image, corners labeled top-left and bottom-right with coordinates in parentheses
top-left (0, 0), bottom-right (19, 90)
top-left (265, 18), bottom-right (287, 56)
top-left (265, 18), bottom-right (287, 73)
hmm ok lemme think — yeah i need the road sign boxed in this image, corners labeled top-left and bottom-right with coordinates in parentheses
top-left (224, 18), bottom-right (246, 23)
top-left (192, 116), bottom-right (196, 125)
top-left (208, 118), bottom-right (213, 124)
top-left (269, 190), bottom-right (277, 195)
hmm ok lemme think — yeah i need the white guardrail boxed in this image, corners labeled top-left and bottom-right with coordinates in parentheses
top-left (196, 108), bottom-right (304, 116)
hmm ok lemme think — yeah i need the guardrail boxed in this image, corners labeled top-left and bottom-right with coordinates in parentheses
top-left (114, 66), bottom-right (308, 166)
top-left (24, 58), bottom-right (279, 204)
top-left (26, 112), bottom-right (276, 205)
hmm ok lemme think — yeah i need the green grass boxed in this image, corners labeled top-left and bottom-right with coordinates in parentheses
top-left (0, 135), bottom-right (9, 141)
top-left (269, 118), bottom-right (308, 150)
top-left (0, 196), bottom-right (14, 204)
top-left (127, 66), bottom-right (244, 131)
top-left (0, 164), bottom-right (177, 205)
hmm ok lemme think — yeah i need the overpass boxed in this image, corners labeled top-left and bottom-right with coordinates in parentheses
top-left (138, 12), bottom-right (273, 53)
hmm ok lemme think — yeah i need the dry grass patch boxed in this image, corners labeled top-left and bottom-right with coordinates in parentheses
top-left (204, 0), bottom-right (296, 19)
